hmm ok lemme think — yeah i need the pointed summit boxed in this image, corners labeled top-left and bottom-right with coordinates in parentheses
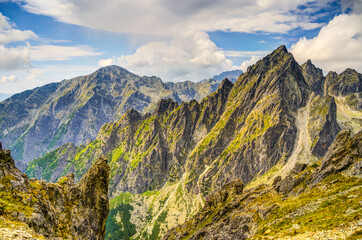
top-left (154, 98), bottom-right (179, 116)
top-left (95, 65), bottom-right (137, 77)
top-left (301, 59), bottom-right (324, 94)
top-left (218, 78), bottom-right (234, 92)
top-left (275, 45), bottom-right (288, 53)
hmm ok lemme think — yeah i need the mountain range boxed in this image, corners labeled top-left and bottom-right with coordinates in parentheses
top-left (0, 45), bottom-right (361, 239)
top-left (22, 46), bottom-right (362, 239)
top-left (0, 67), bottom-right (239, 168)
top-left (211, 70), bottom-right (243, 82)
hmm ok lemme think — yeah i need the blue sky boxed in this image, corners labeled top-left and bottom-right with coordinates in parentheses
top-left (0, 0), bottom-right (361, 93)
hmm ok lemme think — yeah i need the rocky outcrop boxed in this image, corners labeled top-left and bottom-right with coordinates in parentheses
top-left (310, 129), bottom-right (361, 186)
top-left (0, 143), bottom-right (110, 239)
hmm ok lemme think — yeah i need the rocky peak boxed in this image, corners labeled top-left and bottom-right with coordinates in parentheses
top-left (217, 78), bottom-right (234, 93)
top-left (342, 68), bottom-right (359, 75)
top-left (95, 65), bottom-right (134, 76)
top-left (154, 98), bottom-right (179, 116)
top-left (235, 44), bottom-right (309, 112)
top-left (275, 44), bottom-right (288, 53)
top-left (123, 108), bottom-right (143, 123)
top-left (301, 59), bottom-right (324, 94)
top-left (325, 67), bottom-right (361, 96)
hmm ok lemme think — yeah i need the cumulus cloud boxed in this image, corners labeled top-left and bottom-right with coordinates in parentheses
top-left (30, 45), bottom-right (102, 61)
top-left (0, 12), bottom-right (102, 71)
top-left (0, 75), bottom-right (17, 83)
top-left (239, 56), bottom-right (263, 72)
top-left (0, 13), bottom-right (35, 70)
top-left (0, 45), bottom-right (31, 70)
top-left (16, 0), bottom-right (330, 36)
top-left (98, 58), bottom-right (116, 67)
top-left (0, 26), bottom-right (36, 44)
top-left (223, 50), bottom-right (270, 72)
top-left (0, 14), bottom-right (36, 44)
top-left (291, 13), bottom-right (362, 73)
top-left (100, 31), bottom-right (233, 81)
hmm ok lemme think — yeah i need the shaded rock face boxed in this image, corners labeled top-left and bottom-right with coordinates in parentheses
top-left (0, 66), bottom-right (224, 164)
top-left (0, 144), bottom-right (110, 239)
top-left (301, 59), bottom-right (324, 95)
top-left (164, 130), bottom-right (362, 240)
top-left (308, 94), bottom-right (341, 157)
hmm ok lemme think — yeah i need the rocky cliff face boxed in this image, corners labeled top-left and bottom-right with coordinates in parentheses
top-left (24, 46), bottom-right (362, 239)
top-left (0, 66), bottom-right (224, 166)
top-left (0, 143), bottom-right (110, 239)
top-left (164, 129), bottom-right (362, 240)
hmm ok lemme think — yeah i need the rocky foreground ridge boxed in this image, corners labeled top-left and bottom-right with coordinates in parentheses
top-left (164, 129), bottom-right (362, 239)
top-left (0, 143), bottom-right (110, 239)
top-left (24, 46), bottom-right (362, 239)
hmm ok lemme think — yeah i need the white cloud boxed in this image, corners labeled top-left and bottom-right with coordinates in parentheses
top-left (0, 75), bottom-right (17, 83)
top-left (0, 12), bottom-right (102, 72)
top-left (239, 55), bottom-right (263, 72)
top-left (0, 13), bottom-right (35, 70)
top-left (0, 28), bottom-right (36, 45)
top-left (0, 45), bottom-right (31, 70)
top-left (0, 13), bottom-right (36, 44)
top-left (104, 31), bottom-right (233, 81)
top-left (30, 45), bottom-right (102, 61)
top-left (291, 13), bottom-right (362, 73)
top-left (98, 58), bottom-right (116, 67)
top-left (17, 0), bottom-right (331, 36)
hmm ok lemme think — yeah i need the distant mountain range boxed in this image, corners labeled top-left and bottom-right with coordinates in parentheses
top-left (23, 46), bottom-right (361, 239)
top-left (212, 69), bottom-right (243, 82)
top-left (0, 67), bottom-right (238, 166)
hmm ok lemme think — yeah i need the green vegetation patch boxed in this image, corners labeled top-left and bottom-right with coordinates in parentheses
top-left (26, 148), bottom-right (59, 181)
top-left (105, 193), bottom-right (137, 240)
